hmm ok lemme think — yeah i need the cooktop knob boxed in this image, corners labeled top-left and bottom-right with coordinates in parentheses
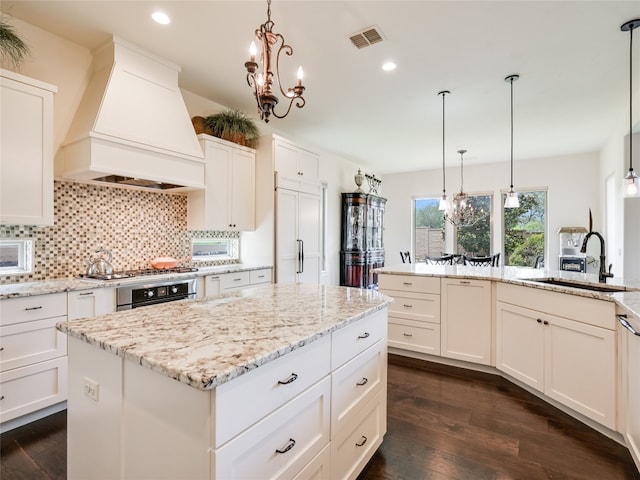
top-left (171, 286), bottom-right (178, 294)
top-left (146, 290), bottom-right (155, 298)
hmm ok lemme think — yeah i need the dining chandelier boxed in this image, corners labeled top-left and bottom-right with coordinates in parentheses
top-left (244, 0), bottom-right (306, 123)
top-left (445, 150), bottom-right (485, 227)
top-left (620, 19), bottom-right (640, 198)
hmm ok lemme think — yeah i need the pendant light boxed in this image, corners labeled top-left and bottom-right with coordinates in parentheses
top-left (504, 74), bottom-right (520, 208)
top-left (620, 19), bottom-right (640, 198)
top-left (438, 90), bottom-right (452, 211)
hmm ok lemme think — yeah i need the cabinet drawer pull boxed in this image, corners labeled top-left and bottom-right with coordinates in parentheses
top-left (277, 373), bottom-right (298, 385)
top-left (403, 333), bottom-right (413, 337)
top-left (402, 304), bottom-right (413, 308)
top-left (0, 395), bottom-right (4, 401)
top-left (617, 314), bottom-right (640, 336)
top-left (356, 377), bottom-right (369, 386)
top-left (537, 319), bottom-right (542, 323)
top-left (357, 332), bottom-right (370, 339)
top-left (257, 275), bottom-right (265, 279)
top-left (402, 282), bottom-right (413, 286)
top-left (0, 346), bottom-right (4, 351)
top-left (355, 435), bottom-right (368, 447)
top-left (460, 280), bottom-right (471, 284)
top-left (275, 438), bottom-right (296, 454)
top-left (233, 278), bottom-right (242, 282)
top-left (543, 320), bottom-right (549, 325)
top-left (79, 291), bottom-right (94, 296)
top-left (24, 306), bottom-right (43, 311)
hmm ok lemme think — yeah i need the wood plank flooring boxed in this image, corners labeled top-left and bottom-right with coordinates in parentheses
top-left (1, 354), bottom-right (638, 479)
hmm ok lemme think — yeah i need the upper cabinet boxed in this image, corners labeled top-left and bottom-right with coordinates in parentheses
top-left (1, 69), bottom-right (57, 226)
top-left (274, 136), bottom-right (319, 195)
top-left (187, 134), bottom-right (256, 231)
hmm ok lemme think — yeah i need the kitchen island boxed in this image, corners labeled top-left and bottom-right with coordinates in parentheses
top-left (57, 283), bottom-right (391, 480)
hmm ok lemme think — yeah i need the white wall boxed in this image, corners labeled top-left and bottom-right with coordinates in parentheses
top-left (383, 152), bottom-right (601, 272)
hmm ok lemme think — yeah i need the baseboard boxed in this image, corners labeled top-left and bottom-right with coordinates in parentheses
top-left (0, 401), bottom-right (67, 434)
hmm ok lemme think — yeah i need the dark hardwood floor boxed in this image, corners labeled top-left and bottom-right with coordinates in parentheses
top-left (1, 354), bottom-right (638, 479)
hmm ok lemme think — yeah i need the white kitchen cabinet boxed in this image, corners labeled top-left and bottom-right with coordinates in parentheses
top-left (619, 311), bottom-right (640, 470)
top-left (274, 136), bottom-right (320, 195)
top-left (0, 292), bottom-right (67, 424)
top-left (441, 278), bottom-right (492, 365)
top-left (67, 288), bottom-right (115, 320)
top-left (1, 69), bottom-right (57, 226)
top-left (276, 188), bottom-right (320, 284)
top-left (204, 268), bottom-right (272, 297)
top-left (496, 283), bottom-right (617, 429)
top-left (188, 134), bottom-right (256, 231)
top-left (378, 273), bottom-right (441, 356)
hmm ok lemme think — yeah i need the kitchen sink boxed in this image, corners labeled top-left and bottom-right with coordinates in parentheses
top-left (523, 278), bottom-right (627, 293)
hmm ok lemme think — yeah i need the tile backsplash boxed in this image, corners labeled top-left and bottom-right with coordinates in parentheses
top-left (0, 180), bottom-right (239, 283)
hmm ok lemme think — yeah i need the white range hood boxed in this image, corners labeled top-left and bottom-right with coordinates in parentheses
top-left (57, 36), bottom-right (205, 192)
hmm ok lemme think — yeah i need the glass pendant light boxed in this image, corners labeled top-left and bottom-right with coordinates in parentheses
top-left (620, 19), bottom-right (640, 198)
top-left (438, 90), bottom-right (452, 211)
top-left (504, 74), bottom-right (520, 208)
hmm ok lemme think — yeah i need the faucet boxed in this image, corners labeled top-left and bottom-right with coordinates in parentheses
top-left (580, 231), bottom-right (613, 283)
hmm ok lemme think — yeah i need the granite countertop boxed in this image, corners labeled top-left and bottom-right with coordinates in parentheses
top-left (0, 264), bottom-right (272, 299)
top-left (612, 291), bottom-right (640, 331)
top-left (57, 283), bottom-right (392, 391)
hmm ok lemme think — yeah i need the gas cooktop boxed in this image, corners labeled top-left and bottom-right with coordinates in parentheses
top-left (82, 267), bottom-right (198, 281)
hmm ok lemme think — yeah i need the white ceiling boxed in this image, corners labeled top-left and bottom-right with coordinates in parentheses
top-left (2, 1), bottom-right (640, 174)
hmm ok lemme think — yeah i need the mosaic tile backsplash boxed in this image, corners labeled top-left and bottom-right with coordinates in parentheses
top-left (0, 181), bottom-right (239, 284)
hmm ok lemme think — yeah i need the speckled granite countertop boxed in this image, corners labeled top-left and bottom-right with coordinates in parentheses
top-left (613, 291), bottom-right (640, 332)
top-left (0, 264), bottom-right (272, 299)
top-left (57, 283), bottom-right (392, 391)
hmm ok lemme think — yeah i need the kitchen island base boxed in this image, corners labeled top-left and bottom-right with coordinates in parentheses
top-left (66, 306), bottom-right (388, 480)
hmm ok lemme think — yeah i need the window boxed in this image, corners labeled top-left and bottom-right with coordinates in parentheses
top-left (0, 239), bottom-right (34, 275)
top-left (502, 190), bottom-right (547, 267)
top-left (414, 196), bottom-right (445, 261)
top-left (455, 194), bottom-right (492, 257)
top-left (191, 238), bottom-right (238, 261)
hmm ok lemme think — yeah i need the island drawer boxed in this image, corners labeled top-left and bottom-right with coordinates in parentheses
top-left (332, 309), bottom-right (387, 370)
top-left (214, 376), bottom-right (330, 480)
top-left (379, 274), bottom-right (440, 295)
top-left (386, 292), bottom-right (440, 323)
top-left (388, 319), bottom-right (441, 355)
top-left (0, 356), bottom-right (67, 423)
top-left (331, 339), bottom-right (386, 433)
top-left (213, 335), bottom-right (331, 448)
top-left (0, 292), bottom-right (67, 327)
top-left (0, 317), bottom-right (67, 372)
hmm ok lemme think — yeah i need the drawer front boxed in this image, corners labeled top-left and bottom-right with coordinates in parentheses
top-left (67, 288), bottom-right (115, 320)
top-left (332, 339), bottom-right (386, 433)
top-left (387, 292), bottom-right (440, 323)
top-left (220, 271), bottom-right (251, 290)
top-left (332, 309), bottom-right (387, 370)
top-left (292, 444), bottom-right (330, 480)
top-left (379, 274), bottom-right (440, 295)
top-left (0, 356), bottom-right (68, 423)
top-left (388, 319), bottom-right (441, 355)
top-left (330, 389), bottom-right (386, 480)
top-left (250, 268), bottom-right (272, 285)
top-left (214, 377), bottom-right (330, 480)
top-left (0, 317), bottom-right (67, 371)
top-left (0, 293), bottom-right (67, 326)
top-left (213, 335), bottom-right (330, 447)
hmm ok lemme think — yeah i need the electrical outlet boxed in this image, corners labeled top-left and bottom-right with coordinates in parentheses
top-left (83, 377), bottom-right (99, 401)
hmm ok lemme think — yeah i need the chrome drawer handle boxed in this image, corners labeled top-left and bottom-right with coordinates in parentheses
top-left (277, 373), bottom-right (298, 385)
top-left (356, 377), bottom-right (369, 386)
top-left (355, 436), bottom-right (368, 447)
top-left (24, 306), bottom-right (43, 311)
top-left (79, 291), bottom-right (94, 296)
top-left (618, 314), bottom-right (640, 336)
top-left (357, 332), bottom-right (370, 339)
top-left (275, 438), bottom-right (296, 454)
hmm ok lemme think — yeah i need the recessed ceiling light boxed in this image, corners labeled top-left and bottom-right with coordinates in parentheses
top-left (382, 61), bottom-right (396, 71)
top-left (152, 11), bottom-right (170, 25)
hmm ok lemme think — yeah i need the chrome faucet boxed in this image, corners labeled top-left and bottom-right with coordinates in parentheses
top-left (580, 231), bottom-right (613, 283)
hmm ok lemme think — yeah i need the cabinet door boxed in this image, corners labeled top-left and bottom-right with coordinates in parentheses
top-left (297, 192), bottom-right (320, 284)
top-left (441, 279), bottom-right (492, 365)
top-left (544, 314), bottom-right (616, 429)
top-left (67, 289), bottom-right (116, 320)
top-left (205, 275), bottom-right (221, 297)
top-left (496, 302), bottom-right (544, 391)
top-left (297, 148), bottom-right (320, 194)
top-left (0, 317), bottom-right (67, 372)
top-left (230, 148), bottom-right (255, 231)
top-left (276, 188), bottom-right (300, 284)
top-left (1, 71), bottom-right (55, 226)
top-left (205, 140), bottom-right (232, 229)
top-left (625, 323), bottom-right (640, 469)
top-left (274, 140), bottom-right (301, 191)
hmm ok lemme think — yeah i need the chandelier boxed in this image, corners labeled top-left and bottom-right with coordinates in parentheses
top-left (445, 150), bottom-right (485, 227)
top-left (244, 0), bottom-right (306, 123)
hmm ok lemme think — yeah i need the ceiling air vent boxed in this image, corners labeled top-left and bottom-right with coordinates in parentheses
top-left (348, 26), bottom-right (384, 49)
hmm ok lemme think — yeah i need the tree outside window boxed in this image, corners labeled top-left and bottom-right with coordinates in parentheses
top-left (414, 197), bottom-right (445, 261)
top-left (503, 191), bottom-right (546, 267)
top-left (456, 195), bottom-right (492, 256)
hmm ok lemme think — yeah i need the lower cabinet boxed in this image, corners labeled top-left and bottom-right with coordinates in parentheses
top-left (496, 283), bottom-right (616, 429)
top-left (67, 288), bottom-right (116, 320)
top-left (620, 309), bottom-right (640, 470)
top-left (204, 268), bottom-right (273, 296)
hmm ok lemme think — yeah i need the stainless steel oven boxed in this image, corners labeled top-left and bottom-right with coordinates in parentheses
top-left (116, 278), bottom-right (197, 311)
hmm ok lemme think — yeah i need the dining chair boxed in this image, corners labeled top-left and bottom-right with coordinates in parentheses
top-left (425, 254), bottom-right (455, 265)
top-left (534, 255), bottom-right (544, 269)
top-left (400, 251), bottom-right (412, 263)
top-left (464, 253), bottom-right (500, 267)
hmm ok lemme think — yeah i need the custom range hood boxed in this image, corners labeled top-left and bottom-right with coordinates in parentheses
top-left (57, 36), bottom-right (205, 192)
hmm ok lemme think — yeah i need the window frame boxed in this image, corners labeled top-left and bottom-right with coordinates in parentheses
top-left (0, 238), bottom-right (34, 275)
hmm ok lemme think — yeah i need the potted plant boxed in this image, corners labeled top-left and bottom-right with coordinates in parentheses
top-left (202, 108), bottom-right (259, 148)
top-left (0, 16), bottom-right (30, 68)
